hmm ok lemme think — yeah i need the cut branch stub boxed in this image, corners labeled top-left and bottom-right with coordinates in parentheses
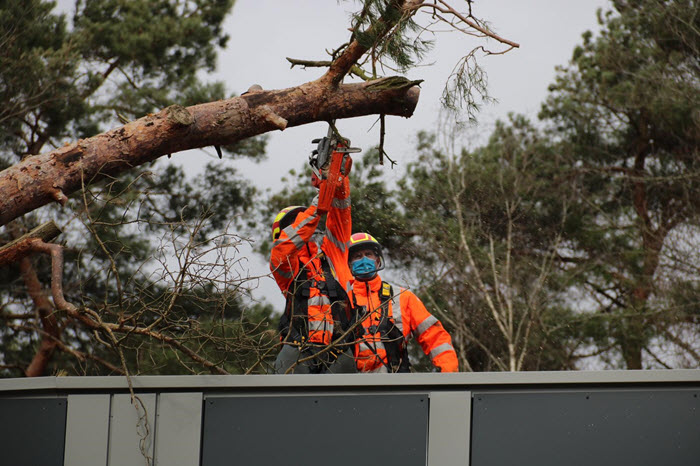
top-left (258, 105), bottom-right (288, 130)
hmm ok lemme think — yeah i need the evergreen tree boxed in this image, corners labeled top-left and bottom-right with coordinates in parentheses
top-left (0, 0), bottom-right (276, 376)
top-left (540, 0), bottom-right (700, 368)
top-left (391, 122), bottom-right (582, 371)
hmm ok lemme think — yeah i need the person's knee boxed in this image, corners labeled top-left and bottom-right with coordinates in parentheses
top-left (274, 345), bottom-right (308, 374)
top-left (328, 349), bottom-right (357, 373)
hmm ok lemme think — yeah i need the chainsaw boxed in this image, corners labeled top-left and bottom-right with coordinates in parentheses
top-left (309, 124), bottom-right (361, 214)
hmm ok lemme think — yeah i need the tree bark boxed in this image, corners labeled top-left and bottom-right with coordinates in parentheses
top-left (0, 77), bottom-right (420, 227)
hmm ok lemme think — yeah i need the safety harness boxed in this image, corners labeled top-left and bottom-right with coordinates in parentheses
top-left (278, 253), bottom-right (353, 373)
top-left (352, 281), bottom-right (411, 373)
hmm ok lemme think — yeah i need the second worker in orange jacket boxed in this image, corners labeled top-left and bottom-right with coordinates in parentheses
top-left (346, 233), bottom-right (459, 373)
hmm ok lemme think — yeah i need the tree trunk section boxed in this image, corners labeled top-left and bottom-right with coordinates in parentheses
top-left (621, 326), bottom-right (644, 370)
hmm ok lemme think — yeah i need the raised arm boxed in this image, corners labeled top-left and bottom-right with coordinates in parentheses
top-left (323, 174), bottom-right (353, 289)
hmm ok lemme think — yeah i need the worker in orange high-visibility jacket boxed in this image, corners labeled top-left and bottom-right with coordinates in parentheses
top-left (346, 233), bottom-right (459, 373)
top-left (269, 150), bottom-right (355, 374)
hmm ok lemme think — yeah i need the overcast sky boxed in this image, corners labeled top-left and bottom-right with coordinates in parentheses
top-left (182, 0), bottom-right (613, 186)
top-left (187, 0), bottom-right (613, 308)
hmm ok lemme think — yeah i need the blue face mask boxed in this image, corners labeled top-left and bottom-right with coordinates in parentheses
top-left (351, 257), bottom-right (377, 279)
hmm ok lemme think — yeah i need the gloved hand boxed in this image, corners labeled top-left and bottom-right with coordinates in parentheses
top-left (309, 158), bottom-right (339, 189)
top-left (340, 153), bottom-right (352, 176)
top-left (316, 174), bottom-right (349, 215)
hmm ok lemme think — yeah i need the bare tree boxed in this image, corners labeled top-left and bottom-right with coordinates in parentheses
top-left (395, 119), bottom-right (576, 372)
top-left (1, 175), bottom-right (278, 376)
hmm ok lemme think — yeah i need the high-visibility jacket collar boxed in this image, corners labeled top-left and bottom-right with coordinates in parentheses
top-left (351, 274), bottom-right (383, 297)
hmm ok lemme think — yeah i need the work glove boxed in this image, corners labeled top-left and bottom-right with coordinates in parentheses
top-left (339, 153), bottom-right (352, 176)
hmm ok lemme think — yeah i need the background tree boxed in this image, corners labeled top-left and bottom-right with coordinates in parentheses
top-left (0, 0), bottom-right (276, 377)
top-left (539, 0), bottom-right (700, 369)
top-left (391, 0), bottom-right (700, 370)
top-left (393, 122), bottom-right (583, 371)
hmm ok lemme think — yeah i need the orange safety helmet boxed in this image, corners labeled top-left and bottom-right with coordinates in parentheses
top-left (347, 232), bottom-right (385, 272)
top-left (271, 206), bottom-right (305, 241)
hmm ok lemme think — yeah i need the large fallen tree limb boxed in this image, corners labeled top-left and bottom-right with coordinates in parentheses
top-left (0, 77), bottom-right (419, 227)
top-left (0, 0), bottom-right (522, 229)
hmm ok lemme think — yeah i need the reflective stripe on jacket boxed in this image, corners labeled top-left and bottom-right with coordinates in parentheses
top-left (270, 177), bottom-right (353, 345)
top-left (349, 275), bottom-right (459, 372)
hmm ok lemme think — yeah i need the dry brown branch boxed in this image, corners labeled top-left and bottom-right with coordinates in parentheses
top-left (0, 220), bottom-right (61, 267)
top-left (24, 238), bottom-right (232, 375)
top-left (19, 256), bottom-right (62, 377)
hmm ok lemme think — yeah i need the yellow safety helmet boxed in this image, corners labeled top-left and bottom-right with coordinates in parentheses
top-left (271, 206), bottom-right (305, 241)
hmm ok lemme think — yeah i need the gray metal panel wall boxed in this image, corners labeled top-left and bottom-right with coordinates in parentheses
top-left (64, 394), bottom-right (111, 466)
top-left (428, 391), bottom-right (471, 466)
top-left (471, 388), bottom-right (700, 466)
top-left (107, 393), bottom-right (157, 466)
top-left (154, 392), bottom-right (203, 466)
top-left (1, 371), bottom-right (699, 466)
top-left (201, 394), bottom-right (430, 466)
top-left (0, 397), bottom-right (67, 466)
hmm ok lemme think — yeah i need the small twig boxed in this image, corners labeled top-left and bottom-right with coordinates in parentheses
top-left (379, 114), bottom-right (386, 165)
top-left (413, 0), bottom-right (520, 48)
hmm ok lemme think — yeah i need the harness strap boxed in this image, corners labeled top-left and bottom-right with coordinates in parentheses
top-left (319, 255), bottom-right (353, 334)
top-left (351, 281), bottom-right (411, 373)
top-left (280, 255), bottom-right (350, 343)
top-left (278, 261), bottom-right (312, 343)
top-left (378, 281), bottom-right (406, 372)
